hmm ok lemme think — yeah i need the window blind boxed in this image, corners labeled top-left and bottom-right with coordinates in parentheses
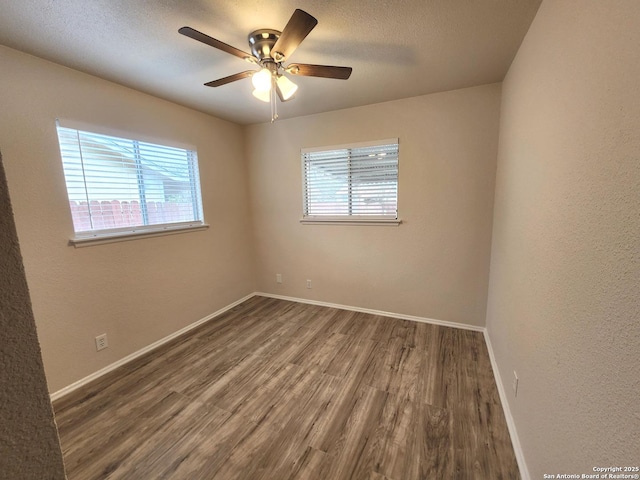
top-left (56, 124), bottom-right (204, 235)
top-left (302, 140), bottom-right (398, 219)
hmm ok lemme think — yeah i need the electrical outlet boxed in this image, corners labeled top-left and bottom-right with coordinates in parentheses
top-left (306, 279), bottom-right (312, 289)
top-left (95, 333), bottom-right (108, 351)
top-left (276, 273), bottom-right (282, 284)
top-left (512, 371), bottom-right (519, 397)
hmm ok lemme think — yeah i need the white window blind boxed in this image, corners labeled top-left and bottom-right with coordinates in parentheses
top-left (56, 124), bottom-right (204, 238)
top-left (302, 139), bottom-right (399, 222)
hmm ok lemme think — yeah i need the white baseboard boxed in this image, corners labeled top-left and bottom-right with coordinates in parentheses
top-left (255, 292), bottom-right (485, 332)
top-left (50, 292), bottom-right (255, 402)
top-left (483, 330), bottom-right (530, 480)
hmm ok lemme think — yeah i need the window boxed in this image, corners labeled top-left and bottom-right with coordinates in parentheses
top-left (301, 139), bottom-right (399, 225)
top-left (56, 123), bottom-right (206, 245)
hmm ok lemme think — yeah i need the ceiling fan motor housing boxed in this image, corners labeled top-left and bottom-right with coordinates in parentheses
top-left (248, 29), bottom-right (281, 63)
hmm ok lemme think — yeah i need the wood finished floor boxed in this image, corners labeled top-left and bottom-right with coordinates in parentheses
top-left (53, 296), bottom-right (520, 480)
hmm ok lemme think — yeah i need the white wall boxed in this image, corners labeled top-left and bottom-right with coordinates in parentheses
top-left (246, 84), bottom-right (501, 327)
top-left (487, 1), bottom-right (640, 477)
top-left (0, 46), bottom-right (256, 392)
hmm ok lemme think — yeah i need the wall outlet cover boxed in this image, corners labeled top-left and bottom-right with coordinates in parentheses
top-left (95, 333), bottom-right (108, 351)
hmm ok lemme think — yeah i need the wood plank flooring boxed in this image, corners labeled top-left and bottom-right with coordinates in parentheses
top-left (53, 296), bottom-right (520, 480)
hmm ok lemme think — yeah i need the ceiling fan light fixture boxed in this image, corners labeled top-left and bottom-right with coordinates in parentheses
top-left (180, 9), bottom-right (352, 123)
top-left (276, 75), bottom-right (298, 100)
top-left (252, 68), bottom-right (272, 91)
top-left (252, 88), bottom-right (271, 103)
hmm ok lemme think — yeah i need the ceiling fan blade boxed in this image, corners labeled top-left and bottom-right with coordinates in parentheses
top-left (286, 63), bottom-right (352, 80)
top-left (271, 9), bottom-right (318, 62)
top-left (204, 70), bottom-right (255, 87)
top-left (179, 26), bottom-right (257, 63)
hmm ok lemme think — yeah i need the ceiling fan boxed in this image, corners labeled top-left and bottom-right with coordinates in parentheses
top-left (179, 9), bottom-right (353, 121)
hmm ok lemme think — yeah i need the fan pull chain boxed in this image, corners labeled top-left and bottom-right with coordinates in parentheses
top-left (270, 76), bottom-right (278, 123)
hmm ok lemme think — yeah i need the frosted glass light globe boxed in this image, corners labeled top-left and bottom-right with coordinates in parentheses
top-left (252, 68), bottom-right (272, 91)
top-left (276, 75), bottom-right (298, 100)
top-left (252, 88), bottom-right (270, 102)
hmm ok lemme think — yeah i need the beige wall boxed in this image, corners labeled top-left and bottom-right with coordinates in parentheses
top-left (0, 153), bottom-right (66, 479)
top-left (0, 46), bottom-right (256, 393)
top-left (246, 84), bottom-right (501, 326)
top-left (487, 0), bottom-right (640, 477)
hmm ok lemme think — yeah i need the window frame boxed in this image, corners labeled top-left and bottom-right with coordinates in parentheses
top-left (56, 122), bottom-right (208, 247)
top-left (300, 138), bottom-right (401, 226)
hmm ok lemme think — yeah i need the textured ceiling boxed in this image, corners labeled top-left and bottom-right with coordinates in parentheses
top-left (0, 0), bottom-right (541, 125)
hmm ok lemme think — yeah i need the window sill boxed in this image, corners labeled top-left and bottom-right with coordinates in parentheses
top-left (69, 223), bottom-right (209, 248)
top-left (300, 218), bottom-right (402, 226)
